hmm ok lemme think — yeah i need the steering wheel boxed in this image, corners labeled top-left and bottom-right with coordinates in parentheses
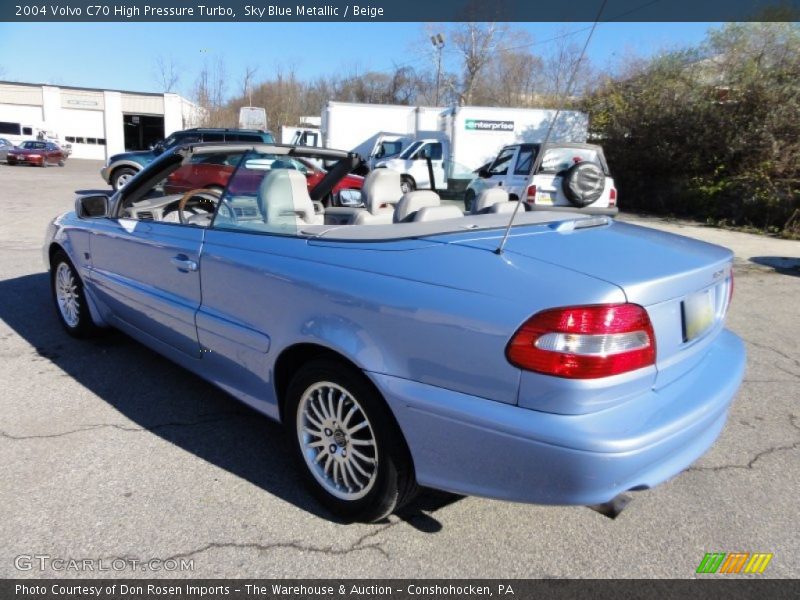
top-left (177, 188), bottom-right (222, 225)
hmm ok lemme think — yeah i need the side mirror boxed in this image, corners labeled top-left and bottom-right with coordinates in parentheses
top-left (478, 167), bottom-right (490, 178)
top-left (75, 194), bottom-right (108, 218)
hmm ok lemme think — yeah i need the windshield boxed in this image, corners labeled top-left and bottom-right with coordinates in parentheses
top-left (398, 141), bottom-right (423, 160)
top-left (20, 141), bottom-right (47, 150)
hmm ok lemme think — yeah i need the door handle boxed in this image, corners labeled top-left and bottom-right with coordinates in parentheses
top-left (171, 255), bottom-right (198, 272)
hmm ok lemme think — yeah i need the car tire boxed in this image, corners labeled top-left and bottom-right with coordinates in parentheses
top-left (464, 189), bottom-right (476, 212)
top-left (285, 358), bottom-right (418, 522)
top-left (400, 176), bottom-right (416, 195)
top-left (50, 250), bottom-right (99, 338)
top-left (112, 167), bottom-right (138, 191)
top-left (58, 160), bottom-right (65, 167)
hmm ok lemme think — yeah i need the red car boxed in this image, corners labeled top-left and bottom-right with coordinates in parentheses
top-left (164, 153), bottom-right (364, 205)
top-left (6, 141), bottom-right (67, 167)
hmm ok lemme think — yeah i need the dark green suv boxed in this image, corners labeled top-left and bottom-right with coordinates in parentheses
top-left (100, 128), bottom-right (275, 190)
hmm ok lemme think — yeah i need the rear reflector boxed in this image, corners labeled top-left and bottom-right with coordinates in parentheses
top-left (727, 269), bottom-right (735, 313)
top-left (506, 303), bottom-right (656, 379)
top-left (609, 188), bottom-right (617, 206)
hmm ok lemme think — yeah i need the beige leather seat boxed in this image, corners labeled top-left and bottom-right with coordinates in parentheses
top-left (351, 169), bottom-right (404, 225)
top-left (471, 187), bottom-right (523, 215)
top-left (258, 169), bottom-right (323, 228)
top-left (414, 205), bottom-right (464, 222)
top-left (394, 190), bottom-right (441, 222)
top-left (471, 187), bottom-right (510, 214)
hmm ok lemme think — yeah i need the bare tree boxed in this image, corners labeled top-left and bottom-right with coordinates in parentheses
top-left (540, 34), bottom-right (596, 101)
top-left (450, 22), bottom-right (509, 105)
top-left (194, 56), bottom-right (230, 126)
top-left (241, 65), bottom-right (258, 105)
top-left (153, 55), bottom-right (180, 93)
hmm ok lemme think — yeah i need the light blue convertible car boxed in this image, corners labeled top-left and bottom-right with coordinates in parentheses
top-left (44, 143), bottom-right (745, 522)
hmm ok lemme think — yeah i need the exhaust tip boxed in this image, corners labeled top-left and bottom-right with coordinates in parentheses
top-left (588, 493), bottom-right (632, 519)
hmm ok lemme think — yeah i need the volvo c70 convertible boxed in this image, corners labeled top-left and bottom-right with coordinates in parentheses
top-left (44, 143), bottom-right (745, 522)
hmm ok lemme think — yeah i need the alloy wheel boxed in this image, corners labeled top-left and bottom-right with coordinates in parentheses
top-left (296, 381), bottom-right (379, 500)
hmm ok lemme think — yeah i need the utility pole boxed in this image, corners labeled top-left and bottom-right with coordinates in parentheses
top-left (431, 33), bottom-right (445, 105)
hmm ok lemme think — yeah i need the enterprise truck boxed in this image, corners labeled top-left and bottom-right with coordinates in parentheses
top-left (375, 106), bottom-right (589, 194)
top-left (320, 101), bottom-right (444, 172)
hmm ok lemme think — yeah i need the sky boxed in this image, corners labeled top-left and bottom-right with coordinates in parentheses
top-left (0, 22), bottom-right (720, 98)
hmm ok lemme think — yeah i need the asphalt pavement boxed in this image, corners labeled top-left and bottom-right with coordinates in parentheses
top-left (0, 159), bottom-right (798, 578)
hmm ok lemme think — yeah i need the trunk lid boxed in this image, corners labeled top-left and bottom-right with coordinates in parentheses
top-left (440, 219), bottom-right (734, 388)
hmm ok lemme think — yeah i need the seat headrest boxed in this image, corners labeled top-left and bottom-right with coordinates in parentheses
top-left (414, 205), bottom-right (464, 222)
top-left (472, 187), bottom-right (510, 214)
top-left (394, 190), bottom-right (440, 223)
top-left (490, 201), bottom-right (520, 214)
top-left (362, 169), bottom-right (403, 214)
top-left (257, 169), bottom-right (316, 226)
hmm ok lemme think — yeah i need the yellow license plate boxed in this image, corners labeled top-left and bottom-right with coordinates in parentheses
top-left (682, 289), bottom-right (715, 341)
top-left (536, 193), bottom-right (554, 205)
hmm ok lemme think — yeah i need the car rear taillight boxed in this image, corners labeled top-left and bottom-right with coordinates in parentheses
top-left (526, 185), bottom-right (537, 202)
top-left (609, 187), bottom-right (617, 206)
top-left (506, 303), bottom-right (656, 379)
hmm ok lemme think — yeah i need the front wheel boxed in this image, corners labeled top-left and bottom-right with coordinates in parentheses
top-left (112, 167), bottom-right (138, 191)
top-left (50, 251), bottom-right (98, 338)
top-left (285, 358), bottom-right (417, 522)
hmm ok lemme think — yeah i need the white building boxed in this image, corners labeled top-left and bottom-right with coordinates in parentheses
top-left (0, 81), bottom-right (202, 160)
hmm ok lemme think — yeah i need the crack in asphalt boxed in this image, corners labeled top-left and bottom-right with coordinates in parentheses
top-left (0, 412), bottom-right (249, 441)
top-left (743, 338), bottom-right (800, 370)
top-left (689, 414), bottom-right (800, 473)
top-left (160, 521), bottom-right (397, 562)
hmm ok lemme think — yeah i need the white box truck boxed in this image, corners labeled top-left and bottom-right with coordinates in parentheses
top-left (321, 101), bottom-right (444, 172)
top-left (375, 106), bottom-right (589, 194)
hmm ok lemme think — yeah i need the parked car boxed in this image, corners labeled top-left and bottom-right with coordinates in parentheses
top-left (164, 151), bottom-right (365, 207)
top-left (465, 143), bottom-right (617, 215)
top-left (6, 140), bottom-right (67, 167)
top-left (0, 137), bottom-right (13, 162)
top-left (45, 142), bottom-right (744, 522)
top-left (100, 127), bottom-right (276, 191)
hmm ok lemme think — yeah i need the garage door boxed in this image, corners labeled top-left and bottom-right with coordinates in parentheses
top-left (62, 108), bottom-right (105, 160)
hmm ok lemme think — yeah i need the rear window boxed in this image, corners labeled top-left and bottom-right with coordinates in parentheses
top-left (538, 147), bottom-right (605, 174)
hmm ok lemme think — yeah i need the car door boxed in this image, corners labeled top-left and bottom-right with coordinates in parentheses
top-left (193, 154), bottom-right (306, 415)
top-left (46, 143), bottom-right (60, 164)
top-left (504, 145), bottom-right (535, 199)
top-left (87, 169), bottom-right (204, 357)
top-left (484, 146), bottom-right (518, 191)
top-left (409, 142), bottom-right (446, 190)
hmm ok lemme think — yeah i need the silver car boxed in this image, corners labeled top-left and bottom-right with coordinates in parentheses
top-left (0, 137), bottom-right (14, 162)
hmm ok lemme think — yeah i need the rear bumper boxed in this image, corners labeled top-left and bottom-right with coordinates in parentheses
top-left (373, 328), bottom-right (745, 505)
top-left (528, 204), bottom-right (619, 216)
